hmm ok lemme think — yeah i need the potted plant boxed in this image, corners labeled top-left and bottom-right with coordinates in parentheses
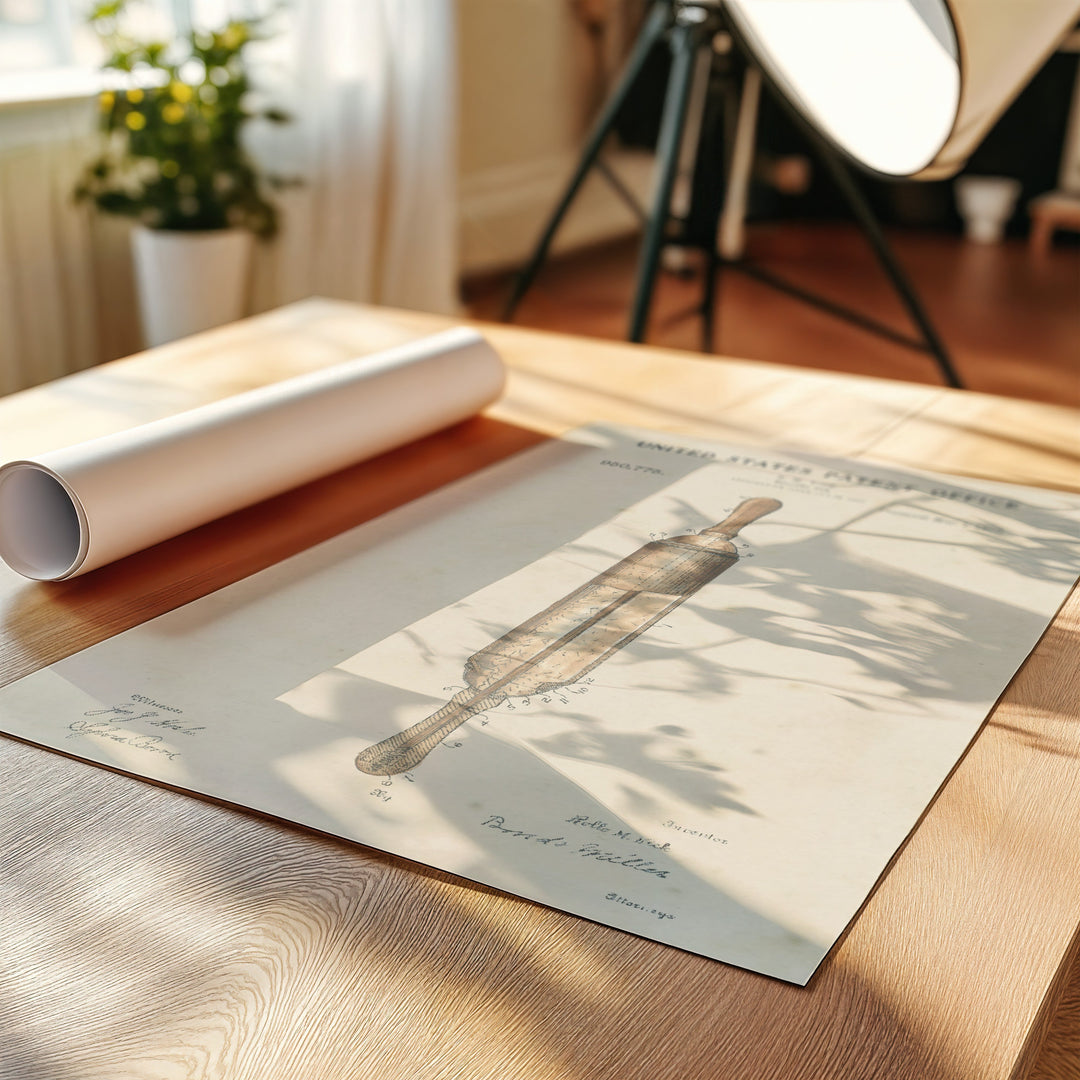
top-left (75, 0), bottom-right (289, 347)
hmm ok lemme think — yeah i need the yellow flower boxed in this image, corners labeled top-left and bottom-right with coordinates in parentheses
top-left (162, 102), bottom-right (185, 124)
top-left (126, 88), bottom-right (144, 105)
top-left (170, 82), bottom-right (194, 103)
top-left (161, 160), bottom-right (180, 178)
top-left (220, 24), bottom-right (246, 50)
top-left (125, 112), bottom-right (147, 131)
top-left (99, 91), bottom-right (115, 111)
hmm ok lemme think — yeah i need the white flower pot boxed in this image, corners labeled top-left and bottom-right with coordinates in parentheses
top-left (131, 225), bottom-right (254, 347)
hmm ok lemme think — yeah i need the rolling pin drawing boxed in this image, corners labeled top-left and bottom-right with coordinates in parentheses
top-left (355, 497), bottom-right (782, 776)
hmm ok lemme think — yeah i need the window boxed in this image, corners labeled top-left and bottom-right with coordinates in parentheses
top-left (0, 1), bottom-right (259, 104)
top-left (0, 0), bottom-right (83, 72)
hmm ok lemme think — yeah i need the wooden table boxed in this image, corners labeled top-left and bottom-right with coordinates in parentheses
top-left (1, 298), bottom-right (1078, 1080)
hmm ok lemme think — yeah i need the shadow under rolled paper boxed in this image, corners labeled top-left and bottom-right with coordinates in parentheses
top-left (0, 415), bottom-right (552, 686)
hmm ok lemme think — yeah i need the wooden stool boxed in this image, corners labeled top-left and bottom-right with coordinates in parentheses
top-left (1028, 190), bottom-right (1080, 254)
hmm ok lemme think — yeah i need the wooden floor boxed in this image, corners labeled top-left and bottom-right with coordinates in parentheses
top-left (465, 222), bottom-right (1080, 409)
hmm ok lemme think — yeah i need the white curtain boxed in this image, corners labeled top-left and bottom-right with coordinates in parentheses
top-left (251, 0), bottom-right (461, 317)
top-left (0, 99), bottom-right (124, 397)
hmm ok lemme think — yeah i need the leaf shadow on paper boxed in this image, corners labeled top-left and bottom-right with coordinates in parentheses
top-left (4, 445), bottom-right (1078, 993)
top-left (271, 664), bottom-right (823, 983)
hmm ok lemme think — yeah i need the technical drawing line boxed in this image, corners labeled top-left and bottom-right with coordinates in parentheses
top-left (356, 496), bottom-right (781, 776)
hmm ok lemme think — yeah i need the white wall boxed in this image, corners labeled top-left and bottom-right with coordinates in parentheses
top-left (456, 0), bottom-right (652, 276)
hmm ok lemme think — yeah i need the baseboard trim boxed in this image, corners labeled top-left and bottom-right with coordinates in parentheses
top-left (458, 148), bottom-right (655, 277)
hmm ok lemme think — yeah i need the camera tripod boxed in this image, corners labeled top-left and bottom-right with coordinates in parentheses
top-left (502, 0), bottom-right (963, 389)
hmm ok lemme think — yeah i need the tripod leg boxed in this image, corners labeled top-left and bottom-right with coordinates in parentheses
top-left (628, 15), bottom-right (709, 343)
top-left (502, 0), bottom-right (672, 321)
top-left (661, 41), bottom-right (714, 275)
top-left (813, 140), bottom-right (964, 389)
top-left (700, 58), bottom-right (747, 352)
top-left (701, 246), bottom-right (719, 351)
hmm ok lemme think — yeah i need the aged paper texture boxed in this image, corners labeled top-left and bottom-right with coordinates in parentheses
top-left (2, 427), bottom-right (1077, 983)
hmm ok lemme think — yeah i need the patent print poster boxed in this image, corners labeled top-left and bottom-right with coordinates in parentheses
top-left (1, 428), bottom-right (1077, 984)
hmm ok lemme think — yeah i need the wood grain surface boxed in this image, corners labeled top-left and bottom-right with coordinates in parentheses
top-left (1, 298), bottom-right (1078, 1080)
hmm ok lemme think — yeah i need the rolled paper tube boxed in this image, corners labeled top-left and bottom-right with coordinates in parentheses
top-left (0, 327), bottom-right (505, 581)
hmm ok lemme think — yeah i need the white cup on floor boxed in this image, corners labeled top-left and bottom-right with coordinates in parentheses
top-left (954, 175), bottom-right (1022, 244)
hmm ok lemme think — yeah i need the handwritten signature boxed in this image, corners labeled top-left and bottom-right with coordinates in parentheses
top-left (480, 814), bottom-right (673, 879)
top-left (67, 720), bottom-right (181, 760)
top-left (66, 694), bottom-right (204, 760)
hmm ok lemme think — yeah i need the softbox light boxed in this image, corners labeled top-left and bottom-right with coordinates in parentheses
top-left (724, 0), bottom-right (1080, 179)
